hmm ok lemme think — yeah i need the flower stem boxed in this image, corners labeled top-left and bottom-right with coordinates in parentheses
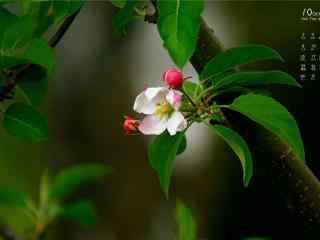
top-left (196, 85), bottom-right (214, 101)
top-left (181, 89), bottom-right (197, 107)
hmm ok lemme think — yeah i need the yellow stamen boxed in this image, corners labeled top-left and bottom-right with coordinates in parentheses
top-left (155, 102), bottom-right (173, 119)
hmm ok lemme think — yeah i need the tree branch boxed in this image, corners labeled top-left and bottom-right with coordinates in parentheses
top-left (145, 3), bottom-right (320, 228)
top-left (191, 18), bottom-right (320, 228)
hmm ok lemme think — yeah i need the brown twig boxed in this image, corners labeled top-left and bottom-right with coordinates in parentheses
top-left (144, 0), bottom-right (158, 24)
top-left (144, 12), bottom-right (157, 24)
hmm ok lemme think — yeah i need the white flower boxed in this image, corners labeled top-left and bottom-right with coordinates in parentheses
top-left (133, 87), bottom-right (187, 135)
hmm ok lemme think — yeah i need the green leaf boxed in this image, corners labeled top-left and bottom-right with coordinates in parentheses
top-left (50, 164), bottom-right (112, 200)
top-left (21, 38), bottom-right (55, 73)
top-left (214, 71), bottom-right (300, 91)
top-left (0, 55), bottom-right (27, 69)
top-left (176, 200), bottom-right (197, 240)
top-left (23, 0), bottom-right (84, 35)
top-left (0, 188), bottom-right (28, 208)
top-left (224, 94), bottom-right (305, 162)
top-left (208, 124), bottom-right (253, 186)
top-left (57, 201), bottom-right (97, 227)
top-left (0, 7), bottom-right (18, 40)
top-left (0, 0), bottom-right (15, 5)
top-left (182, 81), bottom-right (202, 98)
top-left (20, 0), bottom-right (33, 13)
top-left (17, 66), bottom-right (48, 107)
top-left (1, 38), bottom-right (54, 72)
top-left (0, 15), bottom-right (55, 71)
top-left (112, 0), bottom-right (139, 37)
top-left (25, 0), bottom-right (84, 22)
top-left (210, 109), bottom-right (226, 123)
top-left (39, 171), bottom-right (50, 212)
top-left (177, 134), bottom-right (187, 155)
top-left (148, 131), bottom-right (185, 197)
top-left (3, 102), bottom-right (48, 141)
top-left (48, 0), bottom-right (84, 24)
top-left (1, 15), bottom-right (36, 50)
top-left (22, 2), bottom-right (55, 35)
top-left (111, 0), bottom-right (126, 8)
top-left (43, 0), bottom-right (85, 24)
top-left (200, 44), bottom-right (283, 81)
top-left (157, 0), bottom-right (204, 68)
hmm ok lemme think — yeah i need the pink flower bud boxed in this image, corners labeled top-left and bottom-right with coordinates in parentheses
top-left (123, 116), bottom-right (139, 135)
top-left (163, 68), bottom-right (184, 88)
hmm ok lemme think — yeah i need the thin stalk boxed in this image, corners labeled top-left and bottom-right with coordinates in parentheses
top-left (196, 85), bottom-right (214, 101)
top-left (181, 88), bottom-right (197, 108)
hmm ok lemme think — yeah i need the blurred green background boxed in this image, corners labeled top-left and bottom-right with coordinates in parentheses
top-left (1, 1), bottom-right (320, 239)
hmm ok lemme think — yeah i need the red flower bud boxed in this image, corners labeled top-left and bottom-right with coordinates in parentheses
top-left (123, 116), bottom-right (139, 135)
top-left (163, 68), bottom-right (184, 88)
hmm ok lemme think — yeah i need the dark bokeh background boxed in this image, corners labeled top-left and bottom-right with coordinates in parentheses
top-left (1, 1), bottom-right (320, 239)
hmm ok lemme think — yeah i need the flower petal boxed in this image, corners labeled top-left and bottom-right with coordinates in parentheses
top-left (145, 87), bottom-right (168, 101)
top-left (134, 87), bottom-right (169, 115)
top-left (167, 111), bottom-right (187, 135)
top-left (138, 115), bottom-right (167, 135)
top-left (166, 90), bottom-right (183, 110)
top-left (133, 91), bottom-right (156, 114)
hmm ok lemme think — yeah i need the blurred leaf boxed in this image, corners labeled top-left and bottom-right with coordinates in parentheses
top-left (57, 201), bottom-right (97, 227)
top-left (208, 124), bottom-right (253, 187)
top-left (20, 0), bottom-right (32, 13)
top-left (49, 0), bottom-right (84, 23)
top-left (50, 164), bottom-right (112, 200)
top-left (148, 131), bottom-right (185, 197)
top-left (210, 109), bottom-right (225, 123)
top-left (39, 171), bottom-right (50, 212)
top-left (23, 0), bottom-right (84, 35)
top-left (177, 134), bottom-right (187, 155)
top-left (0, 13), bottom-right (30, 68)
top-left (200, 44), bottom-right (283, 81)
top-left (0, 0), bottom-right (16, 5)
top-left (0, 56), bottom-right (28, 69)
top-left (157, 0), bottom-right (204, 68)
top-left (3, 102), bottom-right (48, 141)
top-left (0, 16), bottom-right (55, 71)
top-left (17, 66), bottom-right (48, 107)
top-left (111, 0), bottom-right (126, 8)
top-left (112, 0), bottom-right (139, 37)
top-left (1, 15), bottom-right (36, 50)
top-left (0, 188), bottom-right (28, 208)
top-left (22, 1), bottom-right (54, 35)
top-left (20, 38), bottom-right (55, 73)
top-left (0, 7), bottom-right (18, 40)
top-left (176, 200), bottom-right (197, 240)
top-left (183, 81), bottom-right (202, 98)
top-left (224, 94), bottom-right (305, 162)
top-left (214, 71), bottom-right (300, 91)
top-left (25, 0), bottom-right (84, 22)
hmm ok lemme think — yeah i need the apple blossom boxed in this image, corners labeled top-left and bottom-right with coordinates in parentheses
top-left (123, 116), bottom-right (140, 135)
top-left (133, 87), bottom-right (187, 135)
top-left (162, 68), bottom-right (184, 88)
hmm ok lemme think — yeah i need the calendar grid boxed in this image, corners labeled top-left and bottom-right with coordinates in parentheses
top-left (298, 32), bottom-right (320, 82)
